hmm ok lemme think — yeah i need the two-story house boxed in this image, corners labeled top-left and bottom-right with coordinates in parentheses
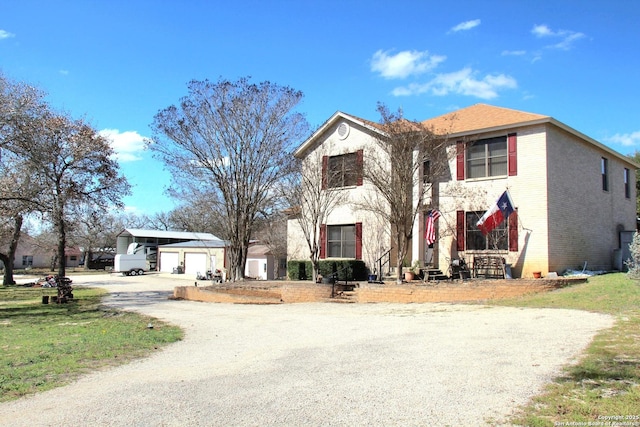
top-left (287, 104), bottom-right (637, 278)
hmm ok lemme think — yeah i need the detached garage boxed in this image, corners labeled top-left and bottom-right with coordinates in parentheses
top-left (184, 252), bottom-right (207, 276)
top-left (157, 240), bottom-right (228, 277)
top-left (159, 252), bottom-right (180, 273)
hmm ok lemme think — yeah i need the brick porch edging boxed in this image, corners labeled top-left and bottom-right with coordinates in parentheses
top-left (173, 277), bottom-right (587, 304)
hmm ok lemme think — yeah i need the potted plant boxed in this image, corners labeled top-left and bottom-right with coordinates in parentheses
top-left (404, 260), bottom-right (420, 281)
top-left (368, 269), bottom-right (378, 282)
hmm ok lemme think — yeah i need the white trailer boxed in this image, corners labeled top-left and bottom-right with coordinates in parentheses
top-left (114, 243), bottom-right (152, 276)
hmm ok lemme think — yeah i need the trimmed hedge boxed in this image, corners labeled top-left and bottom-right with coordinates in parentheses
top-left (288, 259), bottom-right (367, 281)
top-left (287, 260), bottom-right (313, 280)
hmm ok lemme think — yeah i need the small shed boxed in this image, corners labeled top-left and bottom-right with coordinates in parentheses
top-left (157, 240), bottom-right (228, 277)
top-left (245, 244), bottom-right (278, 280)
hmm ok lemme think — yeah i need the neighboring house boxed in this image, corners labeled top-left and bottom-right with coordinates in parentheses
top-left (287, 104), bottom-right (638, 278)
top-left (5, 234), bottom-right (81, 270)
top-left (157, 239), bottom-right (228, 275)
top-left (10, 234), bottom-right (50, 269)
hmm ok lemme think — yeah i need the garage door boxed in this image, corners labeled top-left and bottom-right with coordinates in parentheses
top-left (160, 252), bottom-right (179, 273)
top-left (185, 252), bottom-right (207, 276)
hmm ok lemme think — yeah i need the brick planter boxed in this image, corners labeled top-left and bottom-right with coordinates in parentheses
top-left (173, 278), bottom-right (586, 304)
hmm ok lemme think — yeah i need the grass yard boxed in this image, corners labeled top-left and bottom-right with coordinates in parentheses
top-left (493, 273), bottom-right (640, 426)
top-left (0, 286), bottom-right (183, 402)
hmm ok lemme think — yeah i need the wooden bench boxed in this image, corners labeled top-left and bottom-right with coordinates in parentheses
top-left (472, 256), bottom-right (506, 279)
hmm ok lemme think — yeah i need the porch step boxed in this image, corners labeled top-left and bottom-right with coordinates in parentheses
top-left (327, 290), bottom-right (357, 303)
top-left (424, 269), bottom-right (449, 281)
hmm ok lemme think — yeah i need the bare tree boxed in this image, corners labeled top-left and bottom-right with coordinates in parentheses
top-left (149, 77), bottom-right (309, 281)
top-left (0, 73), bottom-right (49, 285)
top-left (358, 104), bottom-right (451, 284)
top-left (146, 211), bottom-right (174, 231)
top-left (164, 199), bottom-right (227, 237)
top-left (2, 74), bottom-right (130, 279)
top-left (66, 205), bottom-right (121, 270)
top-left (11, 112), bottom-right (130, 277)
top-left (0, 71), bottom-right (48, 151)
top-left (283, 148), bottom-right (347, 282)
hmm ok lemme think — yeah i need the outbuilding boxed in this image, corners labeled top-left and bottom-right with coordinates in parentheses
top-left (245, 244), bottom-right (283, 280)
top-left (157, 239), bottom-right (228, 277)
top-left (115, 229), bottom-right (220, 271)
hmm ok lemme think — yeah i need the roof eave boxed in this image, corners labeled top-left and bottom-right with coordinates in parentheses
top-left (442, 117), bottom-right (552, 139)
top-left (549, 119), bottom-right (640, 169)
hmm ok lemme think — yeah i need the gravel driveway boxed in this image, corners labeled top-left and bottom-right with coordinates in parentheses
top-left (1, 273), bottom-right (613, 426)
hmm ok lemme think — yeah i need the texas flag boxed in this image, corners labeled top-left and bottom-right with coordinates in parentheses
top-left (476, 191), bottom-right (515, 235)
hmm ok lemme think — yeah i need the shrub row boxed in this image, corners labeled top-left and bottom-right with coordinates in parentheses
top-left (287, 260), bottom-right (367, 281)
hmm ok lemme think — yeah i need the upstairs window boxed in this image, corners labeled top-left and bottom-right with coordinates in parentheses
top-left (423, 160), bottom-right (431, 183)
top-left (328, 153), bottom-right (357, 188)
top-left (457, 134), bottom-right (516, 181)
top-left (466, 136), bottom-right (508, 179)
top-left (602, 157), bottom-right (609, 192)
top-left (624, 168), bottom-right (630, 199)
top-left (323, 150), bottom-right (363, 189)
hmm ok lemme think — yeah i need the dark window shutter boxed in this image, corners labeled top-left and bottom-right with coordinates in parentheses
top-left (356, 150), bottom-right (364, 186)
top-left (456, 210), bottom-right (465, 251)
top-left (321, 156), bottom-right (328, 190)
top-left (508, 210), bottom-right (518, 251)
top-left (508, 133), bottom-right (517, 176)
top-left (355, 222), bottom-right (362, 259)
top-left (319, 224), bottom-right (327, 259)
top-left (456, 141), bottom-right (465, 181)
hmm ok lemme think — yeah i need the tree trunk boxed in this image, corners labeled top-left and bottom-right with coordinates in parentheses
top-left (56, 213), bottom-right (67, 278)
top-left (83, 249), bottom-right (93, 270)
top-left (227, 244), bottom-right (248, 281)
top-left (1, 215), bottom-right (23, 286)
top-left (1, 254), bottom-right (14, 286)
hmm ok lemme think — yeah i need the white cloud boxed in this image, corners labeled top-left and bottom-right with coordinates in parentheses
top-left (59, 69), bottom-right (69, 76)
top-left (0, 29), bottom-right (15, 40)
top-left (450, 19), bottom-right (481, 33)
top-left (532, 24), bottom-right (554, 37)
top-left (371, 49), bottom-right (446, 79)
top-left (531, 24), bottom-right (585, 50)
top-left (606, 131), bottom-right (640, 147)
top-left (99, 129), bottom-right (146, 162)
top-left (501, 50), bottom-right (527, 56)
top-left (391, 67), bottom-right (517, 100)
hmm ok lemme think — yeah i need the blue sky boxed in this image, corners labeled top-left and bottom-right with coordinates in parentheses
top-left (2, 0), bottom-right (640, 215)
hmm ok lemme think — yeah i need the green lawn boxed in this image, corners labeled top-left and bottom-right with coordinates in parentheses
top-left (492, 273), bottom-right (640, 426)
top-left (0, 286), bottom-right (183, 402)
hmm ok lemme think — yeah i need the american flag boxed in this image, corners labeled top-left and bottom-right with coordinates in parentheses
top-left (424, 209), bottom-right (441, 246)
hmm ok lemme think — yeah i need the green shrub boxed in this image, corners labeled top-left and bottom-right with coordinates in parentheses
top-left (626, 231), bottom-right (640, 280)
top-left (318, 260), bottom-right (367, 281)
top-left (287, 260), bottom-right (367, 281)
top-left (287, 260), bottom-right (312, 280)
